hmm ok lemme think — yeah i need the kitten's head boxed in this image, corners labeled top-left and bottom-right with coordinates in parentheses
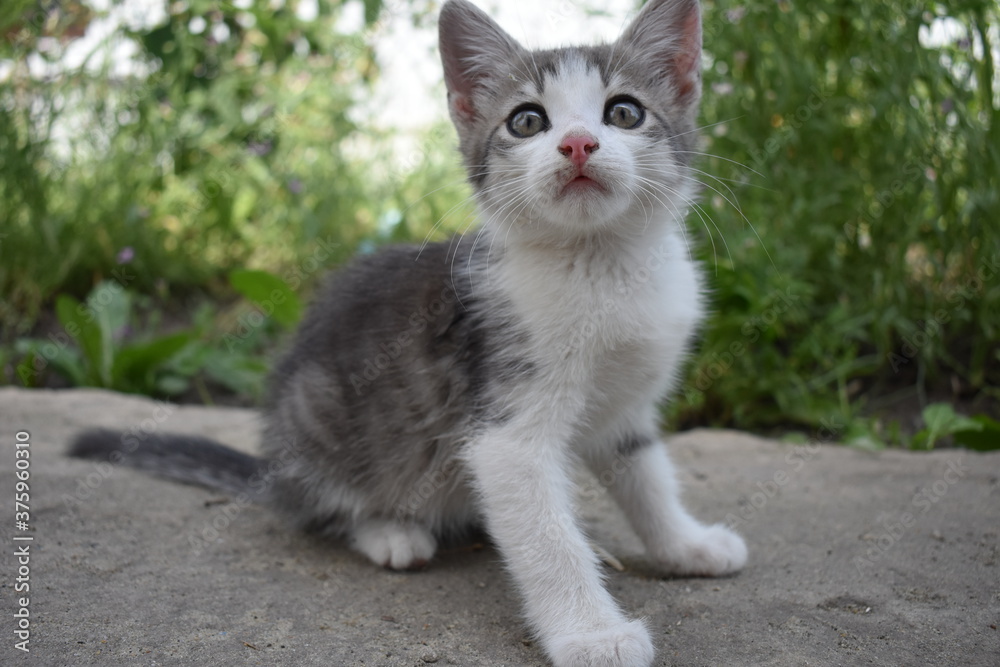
top-left (439, 0), bottom-right (703, 240)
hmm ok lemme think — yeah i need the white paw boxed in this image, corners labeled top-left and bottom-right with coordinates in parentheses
top-left (657, 523), bottom-right (748, 576)
top-left (549, 619), bottom-right (654, 667)
top-left (351, 520), bottom-right (437, 570)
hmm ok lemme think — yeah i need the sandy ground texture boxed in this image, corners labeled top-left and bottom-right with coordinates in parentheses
top-left (1, 386), bottom-right (998, 666)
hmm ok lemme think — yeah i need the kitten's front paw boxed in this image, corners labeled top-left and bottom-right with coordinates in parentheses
top-left (351, 520), bottom-right (437, 570)
top-left (657, 523), bottom-right (747, 577)
top-left (549, 619), bottom-right (654, 667)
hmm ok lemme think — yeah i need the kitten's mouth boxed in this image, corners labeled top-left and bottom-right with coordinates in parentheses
top-left (560, 173), bottom-right (606, 196)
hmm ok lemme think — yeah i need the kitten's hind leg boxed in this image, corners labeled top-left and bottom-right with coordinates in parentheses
top-left (598, 439), bottom-right (747, 577)
top-left (350, 519), bottom-right (437, 570)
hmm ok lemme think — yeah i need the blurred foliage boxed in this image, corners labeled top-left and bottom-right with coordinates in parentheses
top-left (17, 279), bottom-right (195, 395)
top-left (672, 0), bottom-right (1000, 439)
top-left (1, 0), bottom-right (997, 446)
top-left (16, 276), bottom-right (276, 400)
top-left (0, 0), bottom-right (463, 399)
top-left (0, 0), bottom-right (438, 332)
top-left (911, 402), bottom-right (998, 450)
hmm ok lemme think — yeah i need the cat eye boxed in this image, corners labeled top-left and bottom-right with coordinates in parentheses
top-left (507, 105), bottom-right (550, 138)
top-left (604, 97), bottom-right (645, 129)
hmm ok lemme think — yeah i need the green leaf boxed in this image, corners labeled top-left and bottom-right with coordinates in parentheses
top-left (154, 374), bottom-right (191, 396)
top-left (163, 339), bottom-right (211, 377)
top-left (915, 403), bottom-right (984, 450)
top-left (231, 186), bottom-right (258, 222)
top-left (88, 280), bottom-right (131, 333)
top-left (15, 351), bottom-right (40, 388)
top-left (0, 0), bottom-right (35, 35)
top-left (112, 332), bottom-right (194, 393)
top-left (15, 338), bottom-right (87, 387)
top-left (202, 351), bottom-right (268, 400)
top-left (89, 281), bottom-right (131, 385)
top-left (921, 403), bottom-right (981, 435)
top-left (911, 428), bottom-right (931, 451)
top-left (922, 403), bottom-right (980, 432)
top-left (55, 294), bottom-right (105, 385)
top-left (845, 419), bottom-right (887, 452)
top-left (847, 433), bottom-right (887, 452)
top-left (53, 282), bottom-right (133, 387)
top-left (229, 269), bottom-right (302, 327)
top-left (953, 416), bottom-right (1000, 452)
top-left (362, 0), bottom-right (384, 25)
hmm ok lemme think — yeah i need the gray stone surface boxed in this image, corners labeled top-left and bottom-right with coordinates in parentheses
top-left (1, 387), bottom-right (998, 666)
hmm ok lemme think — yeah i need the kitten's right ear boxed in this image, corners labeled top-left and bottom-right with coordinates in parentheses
top-left (618, 0), bottom-right (702, 106)
top-left (438, 0), bottom-right (523, 125)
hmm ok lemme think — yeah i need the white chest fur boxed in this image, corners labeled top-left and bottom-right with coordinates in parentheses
top-left (495, 228), bottom-right (704, 434)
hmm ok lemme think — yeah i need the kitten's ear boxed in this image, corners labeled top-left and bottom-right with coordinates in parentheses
top-left (438, 0), bottom-right (523, 124)
top-left (618, 0), bottom-right (702, 105)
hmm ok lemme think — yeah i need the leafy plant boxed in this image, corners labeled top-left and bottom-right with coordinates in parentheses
top-left (912, 403), bottom-right (999, 451)
top-left (952, 415), bottom-right (1000, 452)
top-left (15, 281), bottom-right (194, 395)
top-left (670, 0), bottom-right (1000, 432)
top-left (0, 0), bottom-right (390, 335)
top-left (229, 269), bottom-right (303, 328)
top-left (11, 268), bottom-right (302, 400)
top-left (187, 268), bottom-right (305, 400)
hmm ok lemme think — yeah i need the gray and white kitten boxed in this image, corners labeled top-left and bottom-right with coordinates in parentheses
top-left (71, 1), bottom-right (747, 664)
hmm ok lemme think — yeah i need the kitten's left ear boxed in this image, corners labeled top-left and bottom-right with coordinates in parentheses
top-left (618, 0), bottom-right (702, 105)
top-left (438, 0), bottom-right (524, 125)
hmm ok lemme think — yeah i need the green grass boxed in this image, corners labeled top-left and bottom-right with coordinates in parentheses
top-left (671, 0), bottom-right (1000, 442)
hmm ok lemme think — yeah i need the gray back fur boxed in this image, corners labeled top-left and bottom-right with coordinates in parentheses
top-left (259, 237), bottom-right (530, 536)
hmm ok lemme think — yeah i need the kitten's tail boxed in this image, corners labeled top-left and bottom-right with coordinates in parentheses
top-left (68, 428), bottom-right (266, 498)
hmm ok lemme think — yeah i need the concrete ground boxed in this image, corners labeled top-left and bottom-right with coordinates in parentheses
top-left (1, 387), bottom-right (998, 666)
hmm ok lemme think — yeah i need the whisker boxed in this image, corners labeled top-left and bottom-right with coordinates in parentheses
top-left (629, 157), bottom-right (777, 274)
top-left (670, 150), bottom-right (766, 180)
top-left (417, 174), bottom-right (533, 256)
top-left (631, 176), bottom-right (709, 266)
top-left (669, 116), bottom-right (745, 141)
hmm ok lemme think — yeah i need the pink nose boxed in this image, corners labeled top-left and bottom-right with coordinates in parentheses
top-left (558, 134), bottom-right (598, 167)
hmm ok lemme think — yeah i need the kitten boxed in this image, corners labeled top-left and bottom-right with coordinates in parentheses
top-left (70, 1), bottom-right (747, 665)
